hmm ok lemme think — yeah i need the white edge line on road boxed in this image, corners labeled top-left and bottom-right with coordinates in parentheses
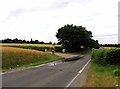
top-left (65, 59), bottom-right (91, 88)
top-left (0, 55), bottom-right (82, 75)
top-left (0, 61), bottom-right (57, 75)
top-left (0, 63), bottom-right (47, 75)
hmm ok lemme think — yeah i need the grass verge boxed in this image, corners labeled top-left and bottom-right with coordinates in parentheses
top-left (82, 61), bottom-right (119, 87)
top-left (2, 54), bottom-right (62, 72)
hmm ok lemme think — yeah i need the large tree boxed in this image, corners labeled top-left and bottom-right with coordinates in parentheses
top-left (56, 24), bottom-right (99, 52)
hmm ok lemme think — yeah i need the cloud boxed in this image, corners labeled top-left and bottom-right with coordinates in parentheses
top-left (50, 1), bottom-right (69, 9)
top-left (9, 8), bottom-right (26, 17)
top-left (0, 0), bottom-right (119, 44)
top-left (2, 8), bottom-right (26, 22)
top-left (3, 0), bottom-right (93, 22)
top-left (54, 0), bottom-right (91, 4)
top-left (3, 1), bottom-right (69, 22)
top-left (3, 0), bottom-right (94, 23)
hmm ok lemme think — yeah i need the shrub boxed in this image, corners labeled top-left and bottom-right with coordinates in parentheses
top-left (55, 47), bottom-right (62, 52)
top-left (113, 69), bottom-right (120, 77)
top-left (92, 48), bottom-right (120, 66)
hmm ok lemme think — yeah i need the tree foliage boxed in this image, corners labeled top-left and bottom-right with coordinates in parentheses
top-left (1, 38), bottom-right (52, 44)
top-left (56, 24), bottom-right (99, 52)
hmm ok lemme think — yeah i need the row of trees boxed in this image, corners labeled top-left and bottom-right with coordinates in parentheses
top-left (1, 38), bottom-right (52, 44)
top-left (100, 44), bottom-right (120, 47)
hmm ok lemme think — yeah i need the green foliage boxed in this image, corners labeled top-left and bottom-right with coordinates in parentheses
top-left (56, 24), bottom-right (99, 52)
top-left (83, 61), bottom-right (118, 87)
top-left (89, 39), bottom-right (100, 49)
top-left (113, 69), bottom-right (120, 77)
top-left (92, 48), bottom-right (120, 66)
top-left (55, 47), bottom-right (62, 52)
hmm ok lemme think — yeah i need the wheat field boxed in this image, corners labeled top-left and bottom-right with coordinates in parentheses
top-left (2, 47), bottom-right (48, 56)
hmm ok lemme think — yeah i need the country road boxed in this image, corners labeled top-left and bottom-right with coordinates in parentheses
top-left (2, 53), bottom-right (91, 88)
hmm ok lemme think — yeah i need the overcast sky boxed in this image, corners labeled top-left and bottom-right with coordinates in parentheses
top-left (0, 0), bottom-right (119, 44)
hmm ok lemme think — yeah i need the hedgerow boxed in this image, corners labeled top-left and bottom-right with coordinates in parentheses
top-left (92, 48), bottom-right (120, 65)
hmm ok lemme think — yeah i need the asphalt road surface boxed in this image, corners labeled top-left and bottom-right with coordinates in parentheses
top-left (2, 53), bottom-right (91, 88)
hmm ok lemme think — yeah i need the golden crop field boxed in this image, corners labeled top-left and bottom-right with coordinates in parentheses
top-left (2, 46), bottom-right (62, 71)
top-left (2, 47), bottom-right (48, 56)
top-left (0, 43), bottom-right (61, 47)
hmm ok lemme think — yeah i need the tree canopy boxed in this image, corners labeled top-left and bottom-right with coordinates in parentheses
top-left (56, 24), bottom-right (99, 52)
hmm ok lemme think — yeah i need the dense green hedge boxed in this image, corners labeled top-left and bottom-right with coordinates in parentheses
top-left (92, 48), bottom-right (120, 65)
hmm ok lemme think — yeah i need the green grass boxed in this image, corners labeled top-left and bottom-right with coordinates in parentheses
top-left (2, 54), bottom-right (62, 72)
top-left (82, 61), bottom-right (119, 87)
top-left (83, 48), bottom-right (120, 87)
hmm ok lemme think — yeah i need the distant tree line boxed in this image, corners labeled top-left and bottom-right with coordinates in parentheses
top-left (1, 38), bottom-right (53, 44)
top-left (100, 44), bottom-right (120, 47)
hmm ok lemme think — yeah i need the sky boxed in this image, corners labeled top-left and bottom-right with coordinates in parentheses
top-left (0, 0), bottom-right (119, 44)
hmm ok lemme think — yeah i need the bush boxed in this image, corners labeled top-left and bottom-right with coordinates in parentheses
top-left (55, 47), bottom-right (62, 52)
top-left (113, 69), bottom-right (120, 77)
top-left (92, 48), bottom-right (120, 65)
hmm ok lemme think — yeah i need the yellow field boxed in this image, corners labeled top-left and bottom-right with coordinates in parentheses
top-left (2, 46), bottom-right (62, 72)
top-left (0, 43), bottom-right (61, 47)
top-left (2, 47), bottom-right (48, 56)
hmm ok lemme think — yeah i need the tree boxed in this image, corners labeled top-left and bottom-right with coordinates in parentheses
top-left (30, 38), bottom-right (33, 43)
top-left (13, 38), bottom-right (18, 43)
top-left (3, 38), bottom-right (12, 43)
top-left (49, 41), bottom-right (52, 44)
top-left (56, 24), bottom-right (99, 52)
top-left (39, 41), bottom-right (44, 44)
top-left (89, 39), bottom-right (99, 49)
top-left (34, 40), bottom-right (39, 44)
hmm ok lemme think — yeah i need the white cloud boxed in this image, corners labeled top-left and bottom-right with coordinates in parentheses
top-left (0, 0), bottom-right (119, 44)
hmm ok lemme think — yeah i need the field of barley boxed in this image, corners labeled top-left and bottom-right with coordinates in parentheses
top-left (2, 47), bottom-right (47, 56)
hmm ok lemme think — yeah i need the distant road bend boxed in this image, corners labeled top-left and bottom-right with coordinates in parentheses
top-left (2, 53), bottom-right (91, 88)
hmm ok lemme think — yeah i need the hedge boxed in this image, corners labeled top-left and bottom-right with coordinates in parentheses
top-left (92, 48), bottom-right (120, 65)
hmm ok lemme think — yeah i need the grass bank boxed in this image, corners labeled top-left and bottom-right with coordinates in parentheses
top-left (2, 47), bottom-right (62, 72)
top-left (83, 48), bottom-right (120, 87)
top-left (82, 61), bottom-right (119, 87)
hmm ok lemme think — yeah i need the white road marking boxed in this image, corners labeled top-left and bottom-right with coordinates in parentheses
top-left (1, 62), bottom-right (56, 75)
top-left (1, 60), bottom-right (63, 75)
top-left (65, 59), bottom-right (91, 88)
